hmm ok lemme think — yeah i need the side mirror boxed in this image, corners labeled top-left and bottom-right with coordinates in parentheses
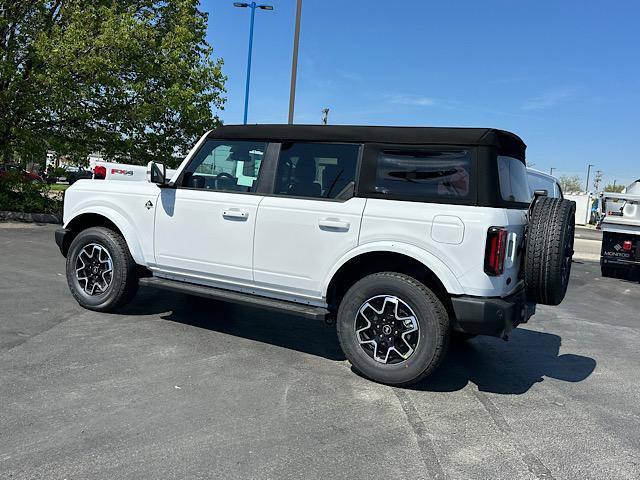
top-left (147, 161), bottom-right (167, 185)
top-left (533, 189), bottom-right (548, 198)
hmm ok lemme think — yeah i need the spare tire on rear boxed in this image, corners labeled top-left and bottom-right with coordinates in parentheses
top-left (525, 196), bottom-right (576, 305)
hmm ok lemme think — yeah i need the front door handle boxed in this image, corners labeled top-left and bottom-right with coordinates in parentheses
top-left (223, 209), bottom-right (249, 220)
top-left (318, 218), bottom-right (350, 231)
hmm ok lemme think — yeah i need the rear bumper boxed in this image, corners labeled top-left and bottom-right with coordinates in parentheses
top-left (55, 227), bottom-right (71, 256)
top-left (451, 288), bottom-right (534, 339)
top-left (600, 231), bottom-right (640, 268)
top-left (601, 257), bottom-right (640, 268)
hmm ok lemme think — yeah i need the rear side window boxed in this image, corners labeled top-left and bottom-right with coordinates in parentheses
top-left (498, 156), bottom-right (530, 203)
top-left (275, 142), bottom-right (360, 199)
top-left (375, 150), bottom-right (471, 199)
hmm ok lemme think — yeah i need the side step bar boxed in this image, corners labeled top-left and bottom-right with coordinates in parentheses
top-left (139, 276), bottom-right (330, 321)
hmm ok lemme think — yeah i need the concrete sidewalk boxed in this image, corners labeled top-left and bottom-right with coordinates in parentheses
top-left (573, 226), bottom-right (602, 261)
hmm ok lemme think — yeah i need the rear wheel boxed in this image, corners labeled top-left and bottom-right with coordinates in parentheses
top-left (66, 227), bottom-right (138, 312)
top-left (337, 272), bottom-right (449, 386)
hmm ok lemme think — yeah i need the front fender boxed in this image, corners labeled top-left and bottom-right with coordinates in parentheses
top-left (321, 241), bottom-right (465, 297)
top-left (64, 205), bottom-right (147, 265)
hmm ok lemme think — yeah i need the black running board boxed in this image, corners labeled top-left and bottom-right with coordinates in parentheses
top-left (139, 276), bottom-right (330, 321)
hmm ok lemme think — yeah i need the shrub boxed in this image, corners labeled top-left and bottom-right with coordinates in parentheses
top-left (0, 172), bottom-right (63, 215)
top-left (48, 167), bottom-right (67, 180)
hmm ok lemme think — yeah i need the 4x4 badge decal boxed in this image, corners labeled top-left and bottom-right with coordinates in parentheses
top-left (145, 200), bottom-right (153, 210)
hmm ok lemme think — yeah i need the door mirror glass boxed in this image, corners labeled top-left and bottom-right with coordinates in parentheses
top-left (147, 161), bottom-right (167, 185)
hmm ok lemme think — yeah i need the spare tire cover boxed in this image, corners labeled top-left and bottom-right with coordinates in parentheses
top-left (525, 197), bottom-right (576, 305)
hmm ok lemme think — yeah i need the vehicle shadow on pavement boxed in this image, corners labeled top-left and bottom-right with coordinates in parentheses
top-left (413, 329), bottom-right (597, 395)
top-left (120, 287), bottom-right (346, 361)
top-left (121, 289), bottom-right (596, 393)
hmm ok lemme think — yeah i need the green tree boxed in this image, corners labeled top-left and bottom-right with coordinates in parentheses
top-left (0, 0), bottom-right (225, 166)
top-left (558, 174), bottom-right (583, 193)
top-left (603, 183), bottom-right (624, 193)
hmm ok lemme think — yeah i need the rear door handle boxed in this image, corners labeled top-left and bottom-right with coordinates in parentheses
top-left (318, 218), bottom-right (350, 231)
top-left (223, 209), bottom-right (249, 220)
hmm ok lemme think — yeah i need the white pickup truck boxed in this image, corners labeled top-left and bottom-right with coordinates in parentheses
top-left (55, 125), bottom-right (576, 385)
top-left (600, 180), bottom-right (640, 278)
top-left (92, 161), bottom-right (177, 182)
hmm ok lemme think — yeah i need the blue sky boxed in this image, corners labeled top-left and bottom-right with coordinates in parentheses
top-left (202, 0), bottom-right (639, 188)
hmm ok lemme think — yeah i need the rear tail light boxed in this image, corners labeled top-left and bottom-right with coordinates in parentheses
top-left (623, 240), bottom-right (633, 251)
top-left (485, 227), bottom-right (509, 276)
top-left (94, 165), bottom-right (106, 179)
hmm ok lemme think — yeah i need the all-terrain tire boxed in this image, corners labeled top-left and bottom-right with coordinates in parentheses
top-left (336, 272), bottom-right (450, 386)
top-left (66, 227), bottom-right (138, 312)
top-left (525, 197), bottom-right (576, 305)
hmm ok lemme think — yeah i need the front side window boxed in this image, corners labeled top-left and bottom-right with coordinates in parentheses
top-left (375, 150), bottom-right (471, 199)
top-left (181, 140), bottom-right (266, 192)
top-left (274, 142), bottom-right (360, 199)
top-left (498, 156), bottom-right (530, 203)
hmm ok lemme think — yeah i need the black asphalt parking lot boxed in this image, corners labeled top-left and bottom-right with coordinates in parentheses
top-left (1, 223), bottom-right (639, 479)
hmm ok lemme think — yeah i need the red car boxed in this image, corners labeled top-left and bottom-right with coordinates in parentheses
top-left (0, 164), bottom-right (44, 183)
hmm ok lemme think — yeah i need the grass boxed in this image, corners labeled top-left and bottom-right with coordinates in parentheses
top-left (49, 183), bottom-right (70, 192)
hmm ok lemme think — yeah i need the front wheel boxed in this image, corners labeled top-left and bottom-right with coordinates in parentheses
top-left (336, 272), bottom-right (450, 386)
top-left (66, 227), bottom-right (138, 312)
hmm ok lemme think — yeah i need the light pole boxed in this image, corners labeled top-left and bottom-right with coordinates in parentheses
top-left (288, 0), bottom-right (303, 124)
top-left (585, 164), bottom-right (594, 192)
top-left (234, 2), bottom-right (273, 124)
top-left (550, 167), bottom-right (555, 176)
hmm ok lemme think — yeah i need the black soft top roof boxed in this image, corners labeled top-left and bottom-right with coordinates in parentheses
top-left (208, 124), bottom-right (526, 160)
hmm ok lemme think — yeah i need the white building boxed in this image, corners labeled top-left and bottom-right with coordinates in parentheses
top-left (45, 151), bottom-right (104, 171)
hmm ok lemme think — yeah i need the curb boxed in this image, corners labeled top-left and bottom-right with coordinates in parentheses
top-left (573, 252), bottom-right (600, 262)
top-left (0, 211), bottom-right (62, 224)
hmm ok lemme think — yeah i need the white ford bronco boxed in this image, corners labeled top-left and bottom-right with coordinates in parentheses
top-left (55, 125), bottom-right (576, 386)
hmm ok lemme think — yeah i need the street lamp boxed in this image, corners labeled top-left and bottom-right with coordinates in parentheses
top-left (233, 2), bottom-right (273, 124)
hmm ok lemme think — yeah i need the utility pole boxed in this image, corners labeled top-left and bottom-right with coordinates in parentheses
top-left (593, 170), bottom-right (603, 192)
top-left (585, 164), bottom-right (594, 192)
top-left (321, 108), bottom-right (329, 125)
top-left (550, 167), bottom-right (555, 176)
top-left (287, 0), bottom-right (303, 124)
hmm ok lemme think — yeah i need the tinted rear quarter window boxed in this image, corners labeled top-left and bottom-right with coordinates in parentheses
top-left (498, 156), bottom-right (530, 203)
top-left (375, 150), bottom-right (472, 200)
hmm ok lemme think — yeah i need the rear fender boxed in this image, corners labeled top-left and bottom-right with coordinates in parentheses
top-left (322, 241), bottom-right (464, 298)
